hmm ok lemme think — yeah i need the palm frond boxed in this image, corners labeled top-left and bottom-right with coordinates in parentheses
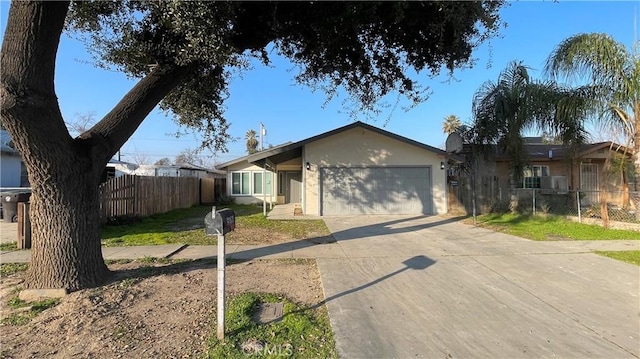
top-left (545, 33), bottom-right (631, 86)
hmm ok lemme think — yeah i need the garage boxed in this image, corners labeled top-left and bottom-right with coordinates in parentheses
top-left (320, 166), bottom-right (433, 215)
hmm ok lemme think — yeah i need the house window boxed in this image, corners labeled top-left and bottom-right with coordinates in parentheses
top-left (232, 171), bottom-right (273, 195)
top-left (231, 172), bottom-right (250, 195)
top-left (253, 172), bottom-right (273, 195)
top-left (523, 165), bottom-right (549, 188)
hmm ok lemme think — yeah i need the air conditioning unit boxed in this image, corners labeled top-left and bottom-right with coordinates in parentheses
top-left (541, 176), bottom-right (568, 193)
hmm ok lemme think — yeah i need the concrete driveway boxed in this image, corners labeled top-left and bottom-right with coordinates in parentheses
top-left (319, 215), bottom-right (640, 359)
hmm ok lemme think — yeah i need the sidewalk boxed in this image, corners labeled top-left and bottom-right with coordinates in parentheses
top-left (1, 239), bottom-right (637, 264)
top-left (0, 241), bottom-right (349, 264)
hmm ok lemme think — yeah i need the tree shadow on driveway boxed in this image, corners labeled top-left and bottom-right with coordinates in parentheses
top-left (276, 255), bottom-right (436, 323)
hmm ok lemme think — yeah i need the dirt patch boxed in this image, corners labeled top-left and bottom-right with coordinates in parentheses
top-left (226, 227), bottom-right (334, 245)
top-left (226, 226), bottom-right (292, 244)
top-left (0, 259), bottom-right (325, 359)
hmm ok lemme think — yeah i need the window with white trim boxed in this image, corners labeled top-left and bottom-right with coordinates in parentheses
top-left (231, 172), bottom-right (250, 195)
top-left (253, 172), bottom-right (273, 195)
top-left (231, 171), bottom-right (274, 195)
top-left (522, 165), bottom-right (549, 189)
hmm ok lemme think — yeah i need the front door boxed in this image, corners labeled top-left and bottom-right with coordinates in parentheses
top-left (286, 172), bottom-right (302, 204)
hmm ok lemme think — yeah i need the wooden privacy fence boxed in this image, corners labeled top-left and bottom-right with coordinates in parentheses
top-left (99, 175), bottom-right (202, 223)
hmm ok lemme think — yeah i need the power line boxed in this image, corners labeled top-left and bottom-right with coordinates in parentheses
top-left (127, 137), bottom-right (201, 142)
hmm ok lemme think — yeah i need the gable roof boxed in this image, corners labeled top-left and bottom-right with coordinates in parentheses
top-left (217, 121), bottom-right (446, 169)
top-left (492, 141), bottom-right (632, 161)
top-left (215, 141), bottom-right (294, 169)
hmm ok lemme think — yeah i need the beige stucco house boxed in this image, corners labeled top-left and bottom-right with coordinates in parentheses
top-left (217, 121), bottom-right (450, 215)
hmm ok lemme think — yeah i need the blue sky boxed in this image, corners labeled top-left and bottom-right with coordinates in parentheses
top-left (1, 1), bottom-right (637, 165)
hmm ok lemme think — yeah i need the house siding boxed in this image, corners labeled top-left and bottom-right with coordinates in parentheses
top-left (0, 154), bottom-right (22, 188)
top-left (303, 127), bottom-right (446, 215)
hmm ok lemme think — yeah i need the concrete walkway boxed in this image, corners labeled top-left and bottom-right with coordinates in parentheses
top-left (266, 203), bottom-right (321, 220)
top-left (320, 215), bottom-right (640, 359)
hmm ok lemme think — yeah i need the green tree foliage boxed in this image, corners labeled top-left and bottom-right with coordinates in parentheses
top-left (472, 61), bottom-right (590, 188)
top-left (545, 33), bottom-right (639, 186)
top-left (1, 1), bottom-right (505, 290)
top-left (245, 129), bottom-right (259, 154)
top-left (63, 1), bottom-right (504, 151)
top-left (442, 115), bottom-right (462, 135)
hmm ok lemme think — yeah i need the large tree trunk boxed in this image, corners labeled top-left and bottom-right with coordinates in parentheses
top-left (26, 155), bottom-right (109, 290)
top-left (1, 2), bottom-right (198, 290)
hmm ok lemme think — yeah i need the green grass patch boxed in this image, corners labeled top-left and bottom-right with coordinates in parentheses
top-left (101, 205), bottom-right (213, 246)
top-left (101, 204), bottom-right (330, 246)
top-left (475, 213), bottom-right (640, 241)
top-left (0, 263), bottom-right (28, 276)
top-left (206, 292), bottom-right (336, 358)
top-left (2, 296), bottom-right (60, 326)
top-left (595, 251), bottom-right (640, 266)
top-left (0, 242), bottom-right (17, 251)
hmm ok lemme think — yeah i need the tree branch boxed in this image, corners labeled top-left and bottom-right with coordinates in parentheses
top-left (81, 63), bottom-right (199, 164)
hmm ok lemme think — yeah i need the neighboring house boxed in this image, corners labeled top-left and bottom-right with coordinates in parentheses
top-left (104, 160), bottom-right (224, 182)
top-left (0, 129), bottom-right (28, 188)
top-left (455, 139), bottom-right (633, 209)
top-left (217, 121), bottom-right (450, 216)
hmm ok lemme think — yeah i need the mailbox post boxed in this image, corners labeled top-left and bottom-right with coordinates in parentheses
top-left (204, 206), bottom-right (235, 340)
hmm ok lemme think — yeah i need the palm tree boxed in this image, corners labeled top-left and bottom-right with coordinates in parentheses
top-left (472, 61), bottom-right (589, 209)
top-left (442, 115), bottom-right (462, 134)
top-left (545, 33), bottom-right (639, 188)
top-left (245, 129), bottom-right (259, 154)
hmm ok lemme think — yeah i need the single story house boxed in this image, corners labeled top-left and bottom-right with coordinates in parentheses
top-left (452, 139), bottom-right (633, 210)
top-left (0, 129), bottom-right (28, 188)
top-left (493, 141), bottom-right (632, 206)
top-left (217, 121), bottom-right (450, 215)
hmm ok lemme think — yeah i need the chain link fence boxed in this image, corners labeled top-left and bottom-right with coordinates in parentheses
top-left (490, 189), bottom-right (640, 229)
top-left (448, 176), bottom-right (640, 229)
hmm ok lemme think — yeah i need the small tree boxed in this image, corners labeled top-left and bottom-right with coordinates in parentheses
top-left (245, 129), bottom-right (259, 154)
top-left (442, 115), bottom-right (462, 135)
top-left (65, 112), bottom-right (97, 137)
top-left (154, 157), bottom-right (171, 166)
top-left (546, 33), bottom-right (640, 215)
top-left (175, 149), bottom-right (198, 165)
top-left (472, 61), bottom-right (590, 211)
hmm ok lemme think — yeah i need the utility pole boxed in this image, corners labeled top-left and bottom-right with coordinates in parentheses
top-left (260, 122), bottom-right (268, 215)
top-left (260, 122), bottom-right (267, 151)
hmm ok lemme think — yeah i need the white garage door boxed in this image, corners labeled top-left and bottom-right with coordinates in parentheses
top-left (320, 167), bottom-right (432, 215)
